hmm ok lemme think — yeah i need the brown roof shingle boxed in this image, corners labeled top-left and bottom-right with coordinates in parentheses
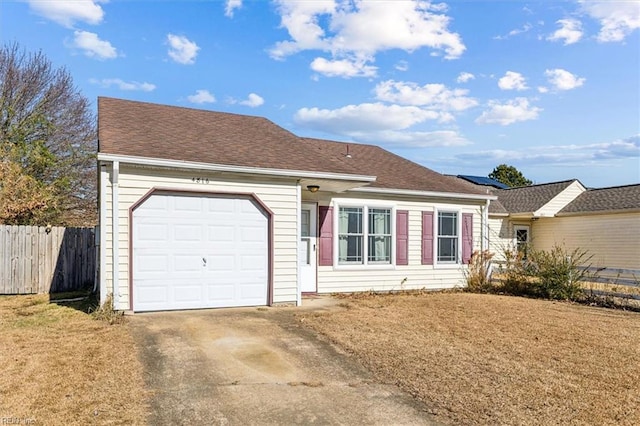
top-left (98, 97), bottom-right (486, 196)
top-left (559, 184), bottom-right (640, 214)
top-left (493, 180), bottom-right (577, 214)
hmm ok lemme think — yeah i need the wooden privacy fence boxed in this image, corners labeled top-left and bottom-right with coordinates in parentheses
top-left (0, 225), bottom-right (97, 294)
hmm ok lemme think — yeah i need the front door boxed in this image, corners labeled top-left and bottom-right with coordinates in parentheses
top-left (300, 203), bottom-right (317, 293)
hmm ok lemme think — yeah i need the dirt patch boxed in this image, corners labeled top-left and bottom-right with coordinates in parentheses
top-left (0, 294), bottom-right (149, 425)
top-left (297, 292), bottom-right (640, 425)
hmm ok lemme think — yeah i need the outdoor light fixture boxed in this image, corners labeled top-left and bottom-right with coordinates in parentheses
top-left (307, 185), bottom-right (320, 193)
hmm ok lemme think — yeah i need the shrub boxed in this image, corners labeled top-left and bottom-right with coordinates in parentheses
top-left (497, 244), bottom-right (595, 301)
top-left (464, 250), bottom-right (495, 293)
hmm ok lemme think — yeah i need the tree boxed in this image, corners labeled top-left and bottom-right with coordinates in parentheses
top-left (0, 42), bottom-right (96, 226)
top-left (489, 164), bottom-right (532, 188)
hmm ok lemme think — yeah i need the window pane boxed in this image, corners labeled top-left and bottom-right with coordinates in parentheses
top-left (368, 236), bottom-right (391, 263)
top-left (301, 209), bottom-right (310, 237)
top-left (438, 212), bottom-right (457, 236)
top-left (369, 209), bottom-right (390, 234)
top-left (339, 235), bottom-right (363, 263)
top-left (339, 207), bottom-right (362, 233)
top-left (438, 237), bottom-right (458, 262)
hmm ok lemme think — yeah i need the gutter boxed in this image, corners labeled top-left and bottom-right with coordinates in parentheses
top-left (349, 186), bottom-right (497, 201)
top-left (97, 153), bottom-right (377, 184)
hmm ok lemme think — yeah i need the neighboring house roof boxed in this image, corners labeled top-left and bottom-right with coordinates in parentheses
top-left (558, 184), bottom-right (640, 214)
top-left (98, 97), bottom-right (487, 197)
top-left (457, 175), bottom-right (509, 189)
top-left (492, 180), bottom-right (578, 214)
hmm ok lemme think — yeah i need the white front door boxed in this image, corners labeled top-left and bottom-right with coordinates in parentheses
top-left (300, 203), bottom-right (317, 293)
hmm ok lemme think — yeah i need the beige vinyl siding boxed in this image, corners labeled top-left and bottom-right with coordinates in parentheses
top-left (487, 217), bottom-right (513, 262)
top-left (102, 164), bottom-right (299, 310)
top-left (312, 193), bottom-right (484, 293)
top-left (532, 212), bottom-right (640, 270)
top-left (536, 181), bottom-right (585, 217)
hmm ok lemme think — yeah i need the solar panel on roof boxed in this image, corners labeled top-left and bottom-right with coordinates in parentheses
top-left (458, 175), bottom-right (509, 189)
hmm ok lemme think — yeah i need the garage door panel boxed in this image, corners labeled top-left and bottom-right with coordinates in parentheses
top-left (133, 193), bottom-right (268, 312)
top-left (208, 225), bottom-right (234, 241)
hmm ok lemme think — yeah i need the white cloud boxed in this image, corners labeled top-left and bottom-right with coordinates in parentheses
top-left (456, 72), bottom-right (475, 83)
top-left (537, 86), bottom-right (549, 94)
top-left (475, 98), bottom-right (541, 126)
top-left (579, 0), bottom-right (640, 42)
top-left (167, 34), bottom-right (199, 64)
top-left (374, 80), bottom-right (477, 112)
top-left (89, 78), bottom-right (155, 92)
top-left (240, 93), bottom-right (264, 107)
top-left (395, 60), bottom-right (409, 71)
top-left (494, 23), bottom-right (533, 40)
top-left (27, 0), bottom-right (105, 27)
top-left (544, 68), bottom-right (585, 91)
top-left (187, 89), bottom-right (216, 104)
top-left (68, 31), bottom-right (117, 60)
top-left (310, 57), bottom-right (377, 78)
top-left (295, 103), bottom-right (441, 134)
top-left (347, 129), bottom-right (472, 147)
top-left (270, 0), bottom-right (465, 78)
top-left (547, 18), bottom-right (584, 45)
top-left (225, 0), bottom-right (242, 17)
top-left (456, 134), bottom-right (640, 165)
top-left (498, 71), bottom-right (528, 91)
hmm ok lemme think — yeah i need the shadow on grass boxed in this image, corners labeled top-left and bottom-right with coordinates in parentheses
top-left (49, 287), bottom-right (99, 314)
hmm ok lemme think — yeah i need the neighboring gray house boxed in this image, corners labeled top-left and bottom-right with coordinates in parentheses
top-left (461, 177), bottom-right (640, 271)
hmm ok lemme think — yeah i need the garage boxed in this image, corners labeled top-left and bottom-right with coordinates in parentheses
top-left (131, 192), bottom-right (270, 312)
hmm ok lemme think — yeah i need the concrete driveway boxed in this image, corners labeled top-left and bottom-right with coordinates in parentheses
top-left (129, 298), bottom-right (440, 425)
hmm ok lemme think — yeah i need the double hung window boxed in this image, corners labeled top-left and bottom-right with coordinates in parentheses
top-left (437, 211), bottom-right (458, 263)
top-left (338, 206), bottom-right (392, 265)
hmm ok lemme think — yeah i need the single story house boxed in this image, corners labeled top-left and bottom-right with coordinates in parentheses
top-left (456, 176), bottom-right (640, 273)
top-left (97, 97), bottom-right (495, 312)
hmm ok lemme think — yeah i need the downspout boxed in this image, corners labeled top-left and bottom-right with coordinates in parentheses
top-left (296, 180), bottom-right (302, 307)
top-left (111, 161), bottom-right (120, 310)
top-left (98, 164), bottom-right (108, 304)
top-left (483, 199), bottom-right (490, 251)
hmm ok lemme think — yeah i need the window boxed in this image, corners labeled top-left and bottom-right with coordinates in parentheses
top-left (338, 207), bottom-right (363, 264)
top-left (338, 206), bottom-right (392, 265)
top-left (437, 212), bottom-right (458, 263)
top-left (368, 208), bottom-right (391, 263)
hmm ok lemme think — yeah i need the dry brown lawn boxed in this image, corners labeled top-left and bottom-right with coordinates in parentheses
top-left (298, 292), bottom-right (640, 426)
top-left (0, 295), bottom-right (149, 425)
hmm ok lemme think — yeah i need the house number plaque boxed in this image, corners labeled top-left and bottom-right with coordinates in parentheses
top-left (191, 177), bottom-right (210, 184)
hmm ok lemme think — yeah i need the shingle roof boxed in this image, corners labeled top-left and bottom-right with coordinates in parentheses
top-left (98, 97), bottom-right (486, 196)
top-left (559, 184), bottom-right (640, 214)
top-left (300, 138), bottom-right (486, 194)
top-left (493, 180), bottom-right (577, 214)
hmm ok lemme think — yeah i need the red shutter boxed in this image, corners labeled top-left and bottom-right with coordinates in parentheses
top-left (396, 210), bottom-right (409, 266)
top-left (318, 206), bottom-right (333, 266)
top-left (462, 213), bottom-right (473, 264)
top-left (421, 211), bottom-right (434, 265)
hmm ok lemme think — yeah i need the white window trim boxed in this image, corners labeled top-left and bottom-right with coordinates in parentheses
top-left (434, 208), bottom-right (463, 269)
top-left (333, 202), bottom-right (396, 270)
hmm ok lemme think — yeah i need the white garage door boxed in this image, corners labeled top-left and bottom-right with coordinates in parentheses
top-left (132, 193), bottom-right (268, 312)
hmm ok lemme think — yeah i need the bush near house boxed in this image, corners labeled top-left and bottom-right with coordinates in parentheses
top-left (468, 244), bottom-right (598, 301)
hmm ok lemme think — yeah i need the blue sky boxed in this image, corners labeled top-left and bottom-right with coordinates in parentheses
top-left (2, 0), bottom-right (639, 187)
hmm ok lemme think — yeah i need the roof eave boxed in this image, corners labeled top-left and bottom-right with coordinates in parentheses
top-left (347, 186), bottom-right (497, 201)
top-left (97, 153), bottom-right (377, 183)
